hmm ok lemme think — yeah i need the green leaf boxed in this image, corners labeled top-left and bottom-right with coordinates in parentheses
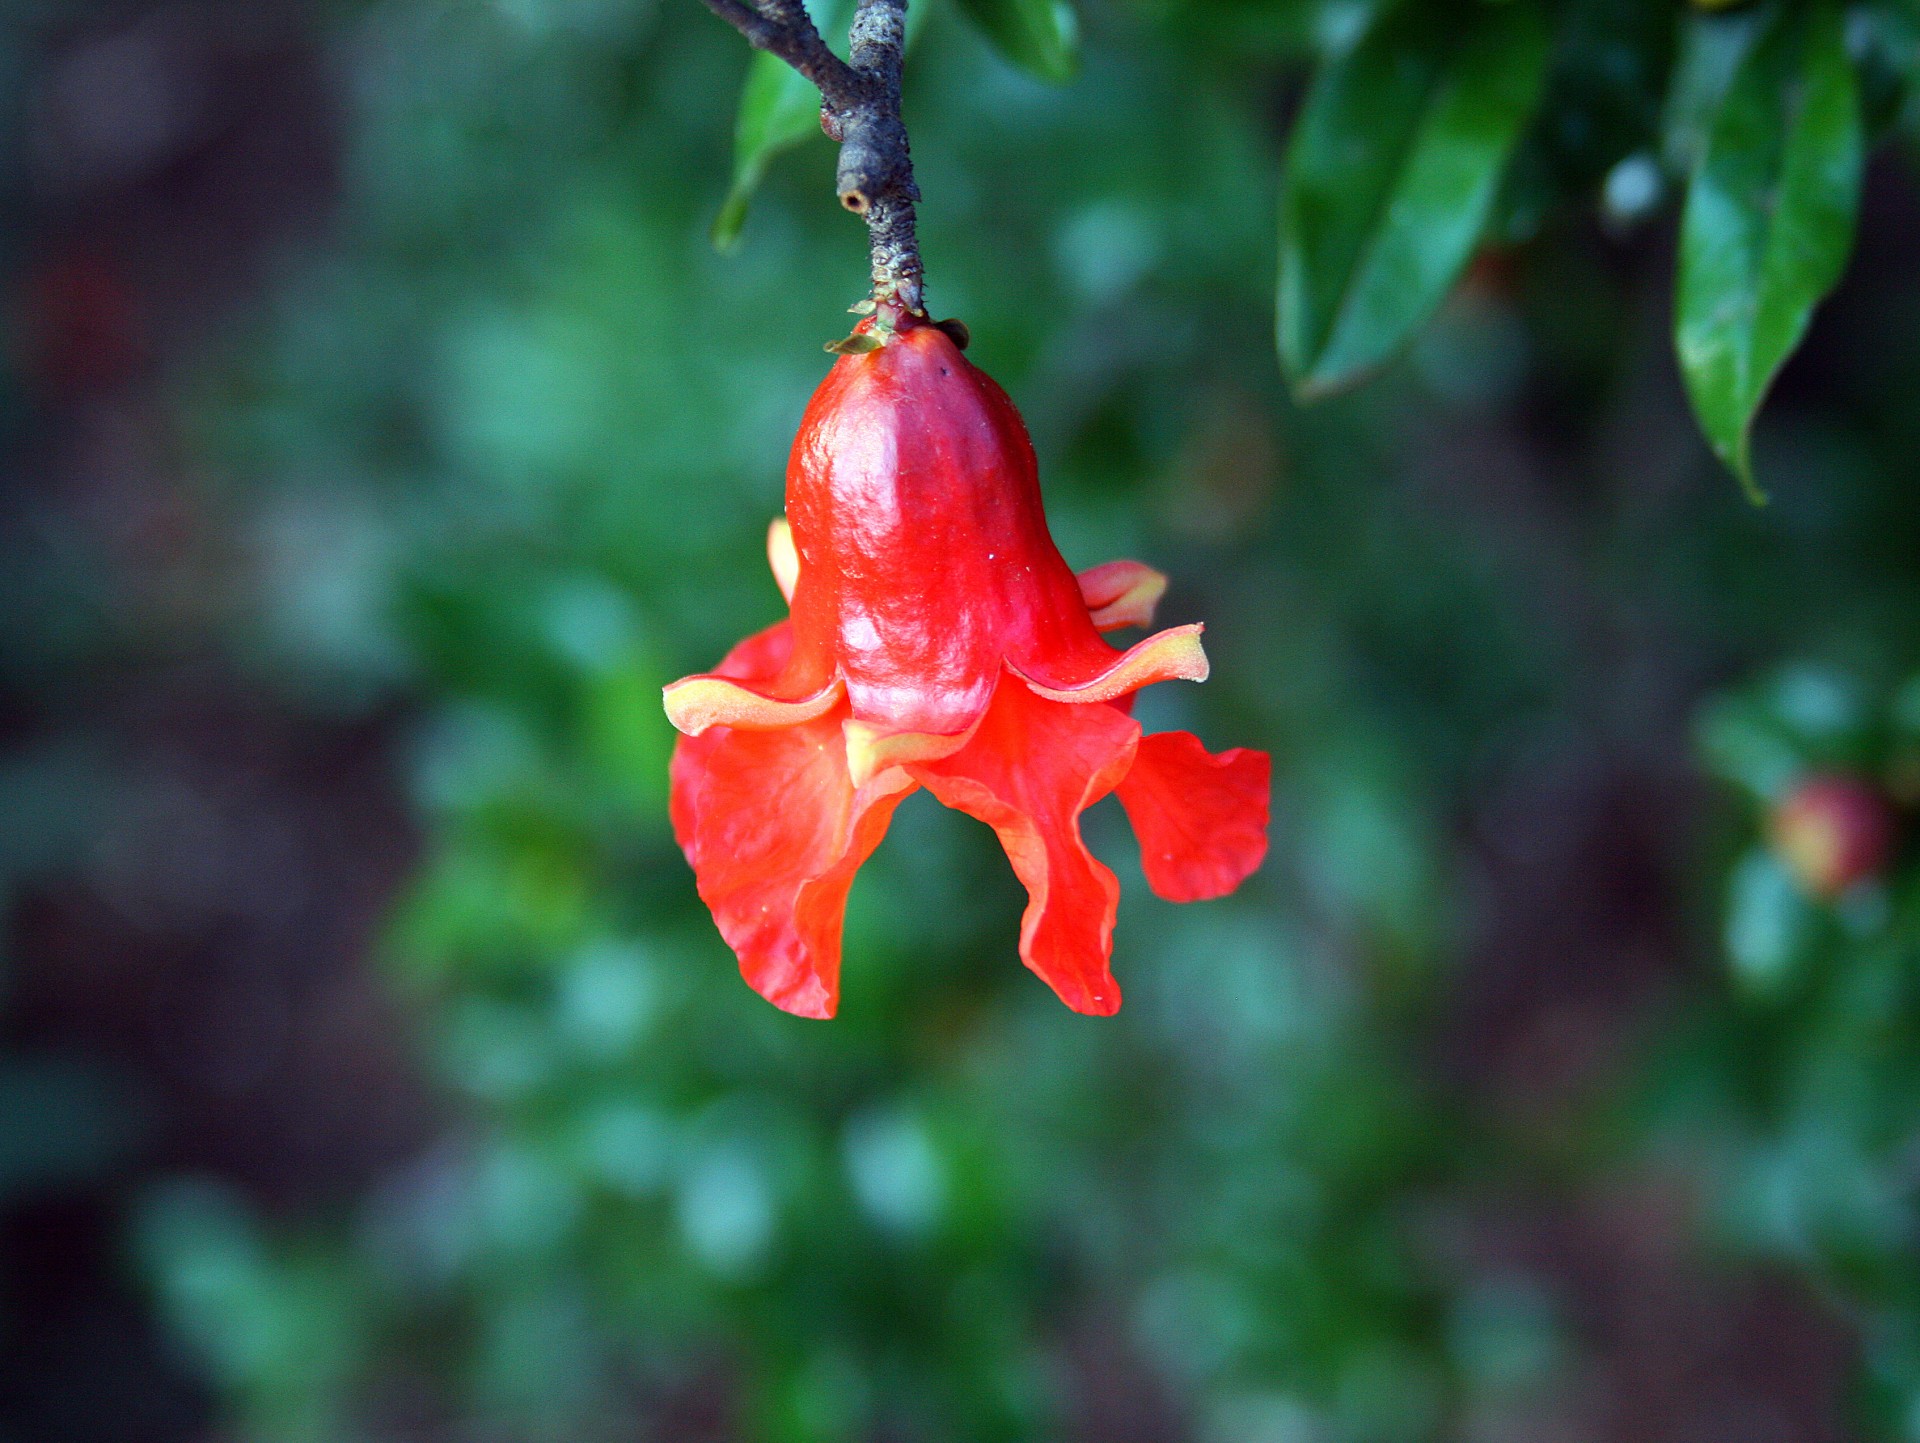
top-left (1277, 2), bottom-right (1548, 398)
top-left (1675, 2), bottom-right (1863, 501)
top-left (711, 0), bottom-right (857, 253)
top-left (953, 0), bottom-right (1079, 84)
top-left (1661, 6), bottom-right (1769, 176)
top-left (1695, 692), bottom-right (1807, 801)
top-left (1725, 849), bottom-right (1818, 997)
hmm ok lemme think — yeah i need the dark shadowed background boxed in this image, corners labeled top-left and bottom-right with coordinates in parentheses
top-left (4, 1), bottom-right (1920, 1440)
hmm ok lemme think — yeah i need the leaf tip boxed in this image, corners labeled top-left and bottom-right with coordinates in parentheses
top-left (1289, 363), bottom-right (1362, 405)
top-left (711, 192), bottom-right (750, 254)
top-left (1717, 432), bottom-right (1768, 506)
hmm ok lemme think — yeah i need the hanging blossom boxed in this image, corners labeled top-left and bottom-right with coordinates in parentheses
top-left (664, 310), bottom-right (1269, 1017)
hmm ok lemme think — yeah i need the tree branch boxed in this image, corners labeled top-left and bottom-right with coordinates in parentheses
top-left (700, 0), bottom-right (858, 103)
top-left (701, 0), bottom-right (924, 313)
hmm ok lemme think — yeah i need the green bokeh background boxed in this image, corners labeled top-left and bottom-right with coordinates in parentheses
top-left (5, 1), bottom-right (1920, 1440)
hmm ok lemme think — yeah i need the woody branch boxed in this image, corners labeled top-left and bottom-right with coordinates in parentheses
top-left (700, 0), bottom-right (924, 311)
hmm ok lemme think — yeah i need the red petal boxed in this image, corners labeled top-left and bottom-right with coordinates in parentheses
top-left (670, 625), bottom-right (908, 1018)
top-left (671, 622), bottom-right (790, 855)
top-left (1116, 731), bottom-right (1270, 902)
top-left (672, 713), bottom-right (911, 1018)
top-left (908, 678), bottom-right (1140, 1015)
top-left (710, 618), bottom-right (795, 684)
top-left (1075, 559), bottom-right (1167, 631)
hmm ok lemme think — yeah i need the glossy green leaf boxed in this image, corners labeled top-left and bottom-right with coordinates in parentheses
top-left (1661, 7), bottom-right (1768, 176)
top-left (953, 0), bottom-right (1079, 84)
top-left (712, 0), bottom-right (857, 252)
top-left (1675, 3), bottom-right (1863, 501)
top-left (1277, 2), bottom-right (1547, 398)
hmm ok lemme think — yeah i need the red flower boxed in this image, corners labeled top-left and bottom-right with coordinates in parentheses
top-left (665, 312), bottom-right (1270, 1017)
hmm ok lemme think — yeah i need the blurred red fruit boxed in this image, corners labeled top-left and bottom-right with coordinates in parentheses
top-left (1768, 774), bottom-right (1897, 900)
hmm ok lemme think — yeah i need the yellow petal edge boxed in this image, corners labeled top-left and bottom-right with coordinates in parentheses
top-left (663, 674), bottom-right (843, 736)
top-left (768, 516), bottom-right (800, 603)
top-left (1014, 624), bottom-right (1209, 704)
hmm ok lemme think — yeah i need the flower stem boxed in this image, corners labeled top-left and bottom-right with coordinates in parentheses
top-left (700, 0), bottom-right (924, 312)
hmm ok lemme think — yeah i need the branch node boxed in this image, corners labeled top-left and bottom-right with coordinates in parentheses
top-left (702, 0), bottom-right (922, 311)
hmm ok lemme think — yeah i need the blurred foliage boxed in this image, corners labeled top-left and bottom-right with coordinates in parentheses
top-left (4, 0), bottom-right (1920, 1439)
top-left (1666, 664), bottom-right (1920, 1436)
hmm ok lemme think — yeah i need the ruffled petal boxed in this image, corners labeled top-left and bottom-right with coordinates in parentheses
top-left (1012, 623), bottom-right (1209, 705)
top-left (1116, 731), bottom-right (1271, 902)
top-left (671, 711), bottom-right (912, 1018)
top-left (669, 622), bottom-right (794, 856)
top-left (907, 678), bottom-right (1140, 1015)
top-left (1075, 560), bottom-right (1167, 632)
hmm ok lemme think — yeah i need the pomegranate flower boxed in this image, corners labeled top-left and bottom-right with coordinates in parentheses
top-left (664, 311), bottom-right (1270, 1017)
